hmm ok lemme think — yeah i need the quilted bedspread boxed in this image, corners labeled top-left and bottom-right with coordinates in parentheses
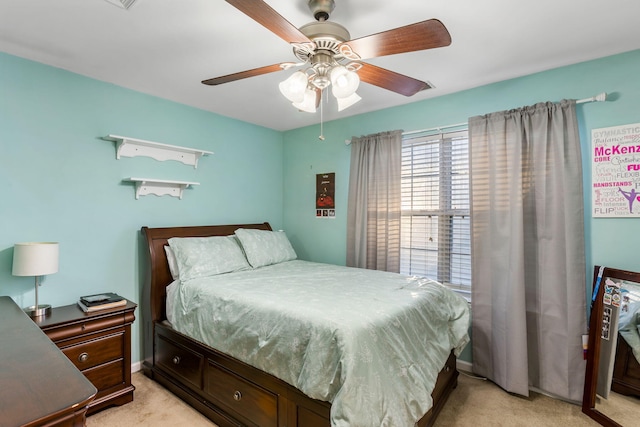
top-left (167, 260), bottom-right (470, 427)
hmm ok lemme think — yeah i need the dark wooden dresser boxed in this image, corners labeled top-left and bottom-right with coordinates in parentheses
top-left (34, 299), bottom-right (137, 414)
top-left (0, 296), bottom-right (97, 427)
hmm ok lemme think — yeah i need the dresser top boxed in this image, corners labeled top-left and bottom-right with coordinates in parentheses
top-left (0, 296), bottom-right (97, 426)
top-left (33, 299), bottom-right (137, 329)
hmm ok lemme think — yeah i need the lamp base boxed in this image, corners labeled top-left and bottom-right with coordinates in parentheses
top-left (24, 304), bottom-right (51, 318)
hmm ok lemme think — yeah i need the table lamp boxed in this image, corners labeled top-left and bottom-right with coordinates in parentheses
top-left (12, 242), bottom-right (59, 317)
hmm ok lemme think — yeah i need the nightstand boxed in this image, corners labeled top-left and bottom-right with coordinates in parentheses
top-left (34, 299), bottom-right (137, 414)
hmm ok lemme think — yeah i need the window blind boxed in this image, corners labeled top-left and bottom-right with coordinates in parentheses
top-left (400, 130), bottom-right (471, 293)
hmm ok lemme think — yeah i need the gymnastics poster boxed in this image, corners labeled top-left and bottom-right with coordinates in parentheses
top-left (316, 172), bottom-right (335, 219)
top-left (592, 123), bottom-right (640, 217)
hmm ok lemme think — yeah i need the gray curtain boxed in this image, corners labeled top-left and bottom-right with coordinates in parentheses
top-left (469, 100), bottom-right (587, 402)
top-left (346, 130), bottom-right (402, 272)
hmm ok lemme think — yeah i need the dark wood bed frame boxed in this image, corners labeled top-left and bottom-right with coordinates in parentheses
top-left (141, 223), bottom-right (460, 427)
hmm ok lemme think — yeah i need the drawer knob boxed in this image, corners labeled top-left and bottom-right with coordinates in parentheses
top-left (172, 356), bottom-right (181, 365)
top-left (445, 365), bottom-right (451, 373)
top-left (78, 352), bottom-right (89, 363)
top-left (233, 391), bottom-right (242, 401)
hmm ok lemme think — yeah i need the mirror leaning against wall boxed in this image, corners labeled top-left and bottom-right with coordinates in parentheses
top-left (583, 266), bottom-right (640, 427)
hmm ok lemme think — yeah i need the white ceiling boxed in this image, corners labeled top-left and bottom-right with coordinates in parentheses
top-left (1, 0), bottom-right (639, 131)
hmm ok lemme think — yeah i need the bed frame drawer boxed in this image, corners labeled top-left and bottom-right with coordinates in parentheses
top-left (156, 334), bottom-right (204, 390)
top-left (205, 359), bottom-right (278, 427)
top-left (430, 352), bottom-right (457, 404)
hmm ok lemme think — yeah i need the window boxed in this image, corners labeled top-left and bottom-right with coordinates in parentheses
top-left (400, 129), bottom-right (471, 297)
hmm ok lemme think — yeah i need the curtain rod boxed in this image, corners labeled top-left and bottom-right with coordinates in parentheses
top-left (345, 122), bottom-right (467, 145)
top-left (345, 92), bottom-right (607, 145)
top-left (576, 92), bottom-right (607, 104)
top-left (407, 92), bottom-right (608, 134)
top-left (403, 92), bottom-right (607, 135)
top-left (402, 122), bottom-right (468, 137)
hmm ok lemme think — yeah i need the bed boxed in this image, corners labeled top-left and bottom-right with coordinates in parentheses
top-left (141, 223), bottom-right (470, 427)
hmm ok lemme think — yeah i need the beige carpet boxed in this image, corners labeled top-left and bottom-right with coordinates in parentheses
top-left (434, 372), bottom-right (599, 427)
top-left (86, 372), bottom-right (213, 427)
top-left (87, 371), bottom-right (619, 426)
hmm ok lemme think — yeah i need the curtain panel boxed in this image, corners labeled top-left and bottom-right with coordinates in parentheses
top-left (346, 130), bottom-right (402, 272)
top-left (469, 100), bottom-right (587, 402)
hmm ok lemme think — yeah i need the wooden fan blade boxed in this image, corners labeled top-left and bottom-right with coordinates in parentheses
top-left (358, 63), bottom-right (432, 96)
top-left (226, 0), bottom-right (311, 44)
top-left (202, 64), bottom-right (284, 85)
top-left (342, 19), bottom-right (451, 60)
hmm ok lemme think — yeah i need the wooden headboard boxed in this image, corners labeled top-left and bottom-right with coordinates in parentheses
top-left (141, 222), bottom-right (272, 324)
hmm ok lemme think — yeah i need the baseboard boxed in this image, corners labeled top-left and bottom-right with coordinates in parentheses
top-left (132, 361), bottom-right (143, 373)
top-left (457, 359), bottom-right (472, 373)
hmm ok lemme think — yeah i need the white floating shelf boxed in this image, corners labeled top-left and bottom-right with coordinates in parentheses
top-left (124, 178), bottom-right (199, 200)
top-left (104, 135), bottom-right (213, 168)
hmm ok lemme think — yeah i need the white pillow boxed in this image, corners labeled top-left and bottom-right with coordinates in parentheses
top-left (168, 236), bottom-right (250, 281)
top-left (164, 245), bottom-right (179, 280)
top-left (234, 228), bottom-right (297, 268)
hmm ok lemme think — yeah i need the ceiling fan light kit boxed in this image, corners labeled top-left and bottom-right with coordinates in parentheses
top-left (204, 0), bottom-right (452, 115)
top-left (337, 92), bottom-right (362, 112)
top-left (292, 88), bottom-right (320, 113)
top-left (279, 71), bottom-right (309, 103)
top-left (329, 65), bottom-right (360, 99)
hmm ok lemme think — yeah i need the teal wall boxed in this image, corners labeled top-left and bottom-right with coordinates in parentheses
top-left (283, 50), bottom-right (640, 363)
top-left (3, 48), bottom-right (640, 367)
top-left (283, 49), bottom-right (640, 273)
top-left (0, 52), bottom-right (284, 365)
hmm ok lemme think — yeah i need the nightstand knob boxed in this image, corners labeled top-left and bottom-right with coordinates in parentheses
top-left (172, 356), bottom-right (181, 365)
top-left (233, 391), bottom-right (242, 401)
top-left (78, 352), bottom-right (89, 363)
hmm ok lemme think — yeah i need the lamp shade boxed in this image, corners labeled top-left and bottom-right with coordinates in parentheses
top-left (12, 242), bottom-right (59, 277)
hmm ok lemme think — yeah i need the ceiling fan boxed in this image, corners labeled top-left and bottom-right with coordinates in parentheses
top-left (202, 0), bottom-right (451, 113)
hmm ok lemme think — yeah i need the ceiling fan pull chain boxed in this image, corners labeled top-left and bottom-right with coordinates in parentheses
top-left (319, 90), bottom-right (325, 141)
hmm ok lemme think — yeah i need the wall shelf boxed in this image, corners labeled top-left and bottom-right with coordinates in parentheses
top-left (104, 135), bottom-right (213, 168)
top-left (124, 178), bottom-right (199, 200)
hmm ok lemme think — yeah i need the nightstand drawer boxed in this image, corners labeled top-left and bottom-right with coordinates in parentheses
top-left (84, 359), bottom-right (125, 397)
top-left (61, 332), bottom-right (124, 370)
top-left (205, 360), bottom-right (277, 427)
top-left (34, 300), bottom-right (136, 414)
top-left (44, 314), bottom-right (125, 343)
top-left (156, 334), bottom-right (204, 389)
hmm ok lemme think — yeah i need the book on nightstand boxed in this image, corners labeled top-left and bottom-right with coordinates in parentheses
top-left (78, 292), bottom-right (126, 312)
